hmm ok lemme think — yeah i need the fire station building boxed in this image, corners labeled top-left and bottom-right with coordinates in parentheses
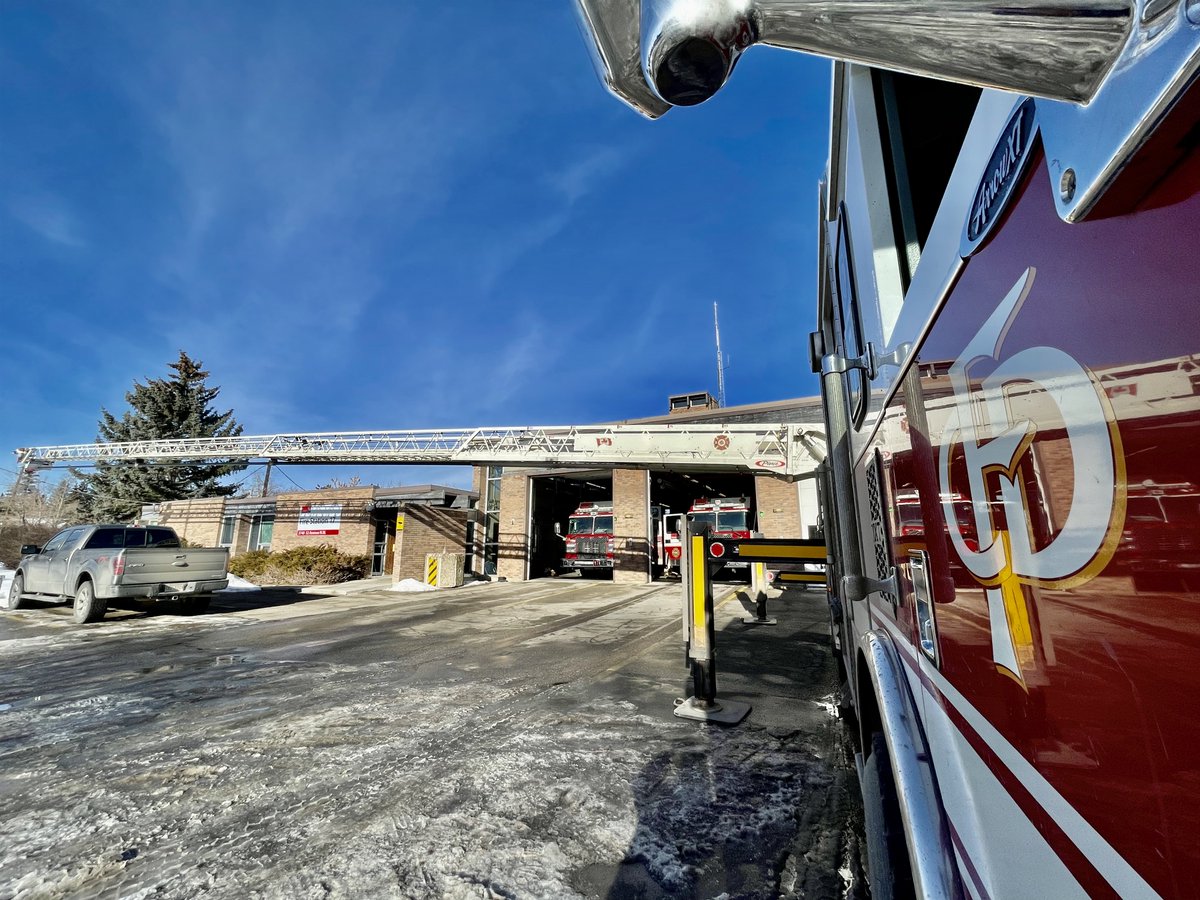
top-left (469, 394), bottom-right (825, 584)
top-left (142, 484), bottom-right (477, 583)
top-left (141, 393), bottom-right (824, 586)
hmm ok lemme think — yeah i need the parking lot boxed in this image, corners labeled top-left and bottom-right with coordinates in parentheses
top-left (0, 579), bottom-right (865, 899)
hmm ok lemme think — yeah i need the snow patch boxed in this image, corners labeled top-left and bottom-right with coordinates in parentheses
top-left (390, 578), bottom-right (438, 592)
top-left (218, 574), bottom-right (261, 593)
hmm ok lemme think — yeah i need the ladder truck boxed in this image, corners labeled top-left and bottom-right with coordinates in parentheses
top-left (576, 1), bottom-right (1200, 897)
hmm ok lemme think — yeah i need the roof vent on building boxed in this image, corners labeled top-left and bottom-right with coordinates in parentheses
top-left (668, 391), bottom-right (718, 414)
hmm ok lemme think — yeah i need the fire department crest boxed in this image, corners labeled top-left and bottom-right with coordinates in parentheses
top-left (937, 267), bottom-right (1125, 682)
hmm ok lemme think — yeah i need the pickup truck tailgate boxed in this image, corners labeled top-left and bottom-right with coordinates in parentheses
top-left (115, 548), bottom-right (230, 588)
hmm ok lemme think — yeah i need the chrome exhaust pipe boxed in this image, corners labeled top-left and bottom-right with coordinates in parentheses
top-left (577, 0), bottom-right (1134, 117)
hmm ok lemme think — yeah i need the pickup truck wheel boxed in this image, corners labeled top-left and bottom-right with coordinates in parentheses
top-left (181, 594), bottom-right (211, 615)
top-left (2, 573), bottom-right (26, 611)
top-left (72, 580), bottom-right (107, 624)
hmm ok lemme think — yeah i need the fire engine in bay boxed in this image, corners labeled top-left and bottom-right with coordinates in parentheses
top-left (575, 1), bottom-right (1200, 897)
top-left (564, 501), bottom-right (681, 577)
top-left (688, 496), bottom-right (753, 573)
top-left (561, 500), bottom-right (616, 574)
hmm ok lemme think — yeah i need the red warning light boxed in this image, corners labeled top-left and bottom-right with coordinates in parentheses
top-left (710, 541), bottom-right (726, 558)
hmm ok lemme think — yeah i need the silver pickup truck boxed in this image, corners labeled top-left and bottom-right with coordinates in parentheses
top-left (2, 524), bottom-right (229, 624)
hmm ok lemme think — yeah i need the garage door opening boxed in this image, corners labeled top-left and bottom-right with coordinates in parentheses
top-left (529, 472), bottom-right (612, 579)
top-left (650, 471), bottom-right (757, 582)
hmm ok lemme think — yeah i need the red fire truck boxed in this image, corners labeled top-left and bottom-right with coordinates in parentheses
top-left (563, 501), bottom-right (677, 576)
top-left (577, 1), bottom-right (1200, 897)
top-left (561, 500), bottom-right (615, 574)
top-left (564, 501), bottom-right (680, 577)
top-left (687, 496), bottom-right (753, 572)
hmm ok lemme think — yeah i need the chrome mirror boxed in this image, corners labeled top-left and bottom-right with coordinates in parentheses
top-left (576, 0), bottom-right (1134, 118)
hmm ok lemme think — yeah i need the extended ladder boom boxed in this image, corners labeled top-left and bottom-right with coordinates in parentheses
top-left (15, 423), bottom-right (825, 481)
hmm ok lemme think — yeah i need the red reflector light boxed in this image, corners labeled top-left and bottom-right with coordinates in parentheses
top-left (710, 541), bottom-right (726, 558)
top-left (112, 555), bottom-right (125, 576)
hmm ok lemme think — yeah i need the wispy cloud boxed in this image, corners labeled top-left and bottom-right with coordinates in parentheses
top-left (477, 210), bottom-right (572, 292)
top-left (547, 145), bottom-right (633, 205)
top-left (7, 194), bottom-right (86, 248)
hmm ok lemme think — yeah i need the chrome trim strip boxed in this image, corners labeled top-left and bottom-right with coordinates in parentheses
top-left (860, 628), bottom-right (966, 900)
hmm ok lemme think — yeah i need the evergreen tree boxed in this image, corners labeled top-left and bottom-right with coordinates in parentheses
top-left (73, 352), bottom-right (247, 521)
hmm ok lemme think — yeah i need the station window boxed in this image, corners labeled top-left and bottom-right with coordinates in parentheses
top-left (483, 467), bottom-right (503, 576)
top-left (247, 514), bottom-right (273, 552)
top-left (219, 515), bottom-right (235, 548)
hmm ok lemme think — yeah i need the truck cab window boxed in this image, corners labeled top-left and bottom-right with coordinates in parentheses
top-left (85, 528), bottom-right (126, 550)
top-left (146, 528), bottom-right (181, 548)
top-left (872, 71), bottom-right (980, 288)
top-left (834, 208), bottom-right (868, 428)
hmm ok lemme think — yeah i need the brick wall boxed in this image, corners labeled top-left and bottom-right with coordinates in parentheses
top-left (496, 473), bottom-right (530, 581)
top-left (755, 475), bottom-right (801, 538)
top-left (271, 488), bottom-right (376, 558)
top-left (156, 498), bottom-right (226, 548)
top-left (394, 505), bottom-right (470, 582)
top-left (470, 467), bottom-right (487, 572)
top-left (613, 468), bottom-right (650, 584)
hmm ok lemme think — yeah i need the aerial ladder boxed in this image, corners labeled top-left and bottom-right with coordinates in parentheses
top-left (12, 422), bottom-right (827, 490)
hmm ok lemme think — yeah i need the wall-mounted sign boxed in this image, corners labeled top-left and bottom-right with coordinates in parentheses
top-left (396, 513), bottom-right (405, 532)
top-left (298, 503), bottom-right (342, 536)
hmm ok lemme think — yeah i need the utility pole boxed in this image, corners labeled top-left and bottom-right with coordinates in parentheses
top-left (713, 302), bottom-right (726, 408)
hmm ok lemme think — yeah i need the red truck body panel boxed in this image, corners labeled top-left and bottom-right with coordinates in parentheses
top-left (869, 144), bottom-right (1200, 897)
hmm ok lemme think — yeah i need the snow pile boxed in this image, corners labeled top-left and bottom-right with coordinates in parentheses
top-left (218, 574), bottom-right (261, 593)
top-left (390, 578), bottom-right (437, 593)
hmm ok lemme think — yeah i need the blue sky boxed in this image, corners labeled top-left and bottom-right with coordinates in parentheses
top-left (0, 1), bottom-right (830, 492)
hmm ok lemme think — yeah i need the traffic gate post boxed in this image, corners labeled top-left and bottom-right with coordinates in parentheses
top-left (742, 531), bottom-right (778, 626)
top-left (674, 525), bottom-right (752, 725)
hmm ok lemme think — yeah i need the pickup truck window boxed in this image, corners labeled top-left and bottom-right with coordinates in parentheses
top-left (41, 531), bottom-right (72, 553)
top-left (86, 528), bottom-right (129, 550)
top-left (145, 528), bottom-right (181, 548)
top-left (84, 527), bottom-right (183, 550)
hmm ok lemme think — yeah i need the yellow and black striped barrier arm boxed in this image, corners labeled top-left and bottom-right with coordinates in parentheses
top-left (703, 537), bottom-right (829, 588)
top-left (726, 538), bottom-right (826, 563)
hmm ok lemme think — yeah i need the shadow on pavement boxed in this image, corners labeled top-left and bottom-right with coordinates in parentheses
top-left (579, 586), bottom-right (868, 900)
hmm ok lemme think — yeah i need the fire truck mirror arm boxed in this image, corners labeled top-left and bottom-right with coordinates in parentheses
top-left (819, 341), bottom-right (910, 384)
top-left (861, 630), bottom-right (967, 900)
top-left (841, 568), bottom-right (898, 605)
top-left (575, 0), bottom-right (1132, 118)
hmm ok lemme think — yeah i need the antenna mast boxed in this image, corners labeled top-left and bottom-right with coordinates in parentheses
top-left (713, 302), bottom-right (726, 408)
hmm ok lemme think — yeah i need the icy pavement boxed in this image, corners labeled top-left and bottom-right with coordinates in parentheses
top-left (0, 580), bottom-right (865, 899)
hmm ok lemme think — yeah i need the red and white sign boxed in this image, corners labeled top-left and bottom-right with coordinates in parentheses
top-left (298, 503), bottom-right (342, 536)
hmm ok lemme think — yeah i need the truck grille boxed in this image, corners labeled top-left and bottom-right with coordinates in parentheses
top-left (578, 537), bottom-right (608, 557)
